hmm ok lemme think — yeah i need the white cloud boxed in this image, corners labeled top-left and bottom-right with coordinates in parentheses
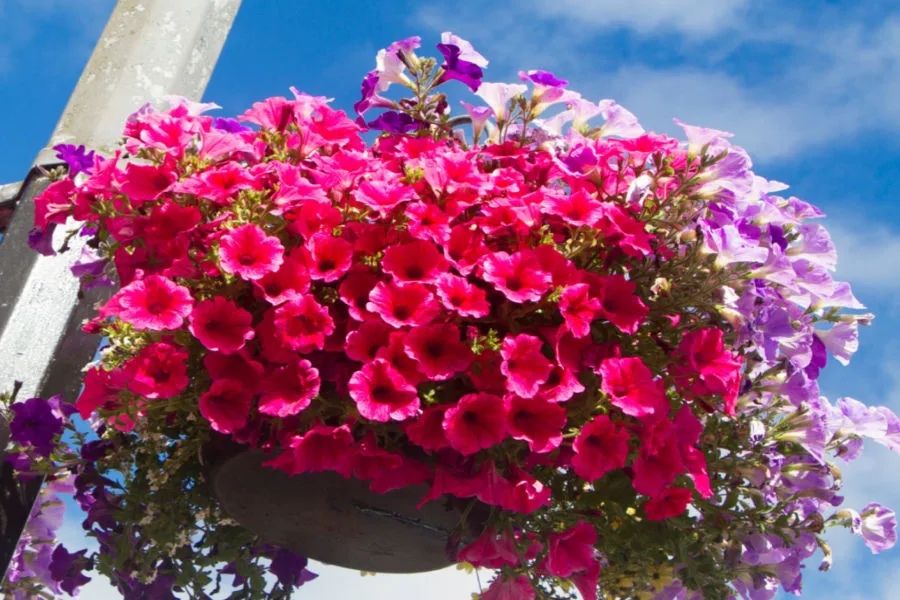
top-left (828, 221), bottom-right (900, 295)
top-left (526, 0), bottom-right (751, 37)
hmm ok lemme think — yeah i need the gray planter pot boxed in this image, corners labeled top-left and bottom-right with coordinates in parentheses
top-left (211, 448), bottom-right (483, 574)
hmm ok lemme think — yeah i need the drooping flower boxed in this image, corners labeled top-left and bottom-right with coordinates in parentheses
top-left (458, 527), bottom-right (518, 569)
top-left (189, 297), bottom-right (255, 354)
top-left (442, 393), bottom-right (507, 455)
top-left (436, 34), bottom-right (486, 92)
top-left (644, 486), bottom-right (693, 521)
top-left (481, 575), bottom-right (535, 600)
top-left (109, 274), bottom-right (193, 331)
top-left (541, 521), bottom-right (598, 578)
top-left (219, 223), bottom-right (285, 281)
top-left (198, 379), bottom-right (251, 434)
top-left (265, 424), bottom-right (355, 477)
top-left (348, 359), bottom-right (420, 422)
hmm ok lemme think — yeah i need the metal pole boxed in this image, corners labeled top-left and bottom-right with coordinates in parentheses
top-left (0, 0), bottom-right (242, 578)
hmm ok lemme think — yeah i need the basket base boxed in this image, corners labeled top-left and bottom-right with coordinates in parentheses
top-left (211, 449), bottom-right (466, 573)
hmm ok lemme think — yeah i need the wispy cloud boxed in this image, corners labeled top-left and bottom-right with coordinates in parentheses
top-left (411, 2), bottom-right (900, 162)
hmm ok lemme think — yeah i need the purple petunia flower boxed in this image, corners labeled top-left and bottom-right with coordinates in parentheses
top-left (9, 397), bottom-right (65, 457)
top-left (27, 225), bottom-right (56, 256)
top-left (212, 117), bottom-right (251, 133)
top-left (53, 144), bottom-right (95, 177)
top-left (268, 549), bottom-right (318, 588)
top-left (367, 111), bottom-right (418, 134)
top-left (436, 43), bottom-right (484, 92)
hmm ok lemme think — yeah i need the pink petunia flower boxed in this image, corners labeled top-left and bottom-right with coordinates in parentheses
top-left (505, 395), bottom-right (567, 453)
top-left (381, 240), bottom-right (448, 283)
top-left (458, 528), bottom-right (519, 569)
top-left (304, 233), bottom-right (354, 282)
top-left (345, 319), bottom-right (394, 363)
top-left (219, 223), bottom-right (285, 281)
top-left (500, 334), bottom-right (553, 398)
top-left (481, 575), bottom-right (535, 600)
top-left (253, 255), bottom-right (311, 306)
top-left (443, 225), bottom-right (488, 275)
top-left (481, 250), bottom-right (552, 304)
top-left (672, 328), bottom-right (742, 415)
top-left (559, 284), bottom-right (602, 339)
top-left (258, 359), bottom-right (321, 417)
top-left (571, 415), bottom-right (630, 482)
top-left (366, 281), bottom-right (440, 328)
top-left (541, 187), bottom-right (605, 227)
top-left (111, 274), bottom-right (193, 331)
top-left (598, 356), bottom-right (667, 419)
top-left (435, 273), bottom-right (490, 318)
top-left (501, 465), bottom-right (552, 514)
top-left (442, 393), bottom-right (507, 455)
top-left (403, 323), bottom-right (473, 380)
top-left (265, 424), bottom-right (355, 477)
top-left (120, 162), bottom-right (177, 203)
top-left (126, 342), bottom-right (190, 399)
top-left (376, 331), bottom-right (426, 385)
top-left (348, 358), bottom-right (420, 422)
top-left (199, 379), bottom-right (251, 434)
top-left (586, 273), bottom-right (648, 334)
top-left (203, 350), bottom-right (264, 392)
top-left (541, 521), bottom-right (598, 578)
top-left (188, 297), bottom-right (255, 354)
top-left (272, 295), bottom-right (335, 352)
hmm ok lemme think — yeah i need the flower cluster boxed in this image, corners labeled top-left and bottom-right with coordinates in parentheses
top-left (16, 32), bottom-right (899, 599)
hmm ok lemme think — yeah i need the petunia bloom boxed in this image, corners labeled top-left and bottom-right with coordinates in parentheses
top-left (219, 223), bottom-right (285, 281)
top-left (442, 393), bottom-right (507, 455)
top-left (110, 274), bottom-right (193, 331)
top-left (571, 415), bottom-right (630, 482)
top-left (199, 379), bottom-right (251, 434)
top-left (258, 359), bottom-right (321, 418)
top-left (189, 297), bottom-right (255, 354)
top-left (348, 359), bottom-right (420, 422)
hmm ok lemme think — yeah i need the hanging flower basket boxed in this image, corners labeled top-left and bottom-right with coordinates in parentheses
top-left (4, 32), bottom-right (899, 600)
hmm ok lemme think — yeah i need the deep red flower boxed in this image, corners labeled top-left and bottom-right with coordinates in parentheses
top-left (265, 424), bottom-right (355, 477)
top-left (673, 328), bottom-right (743, 415)
top-left (382, 239), bottom-right (448, 283)
top-left (258, 359), bottom-right (321, 417)
top-left (253, 254), bottom-right (311, 306)
top-left (189, 296), bottom-right (255, 354)
top-left (203, 350), bottom-right (264, 392)
top-left (481, 575), bottom-right (535, 600)
top-left (375, 331), bottom-right (426, 385)
top-left (501, 465), bottom-right (552, 514)
top-left (571, 415), bottom-right (630, 482)
top-left (348, 358), bottom-right (420, 422)
top-left (304, 232), bottom-right (354, 282)
top-left (586, 273), bottom-right (648, 335)
top-left (338, 270), bottom-right (381, 321)
top-left (345, 319), bottom-right (393, 363)
top-left (120, 162), bottom-right (176, 202)
top-left (644, 486), bottom-right (693, 521)
top-left (442, 393), bottom-right (507, 455)
top-left (126, 342), bottom-right (189, 399)
top-left (219, 223), bottom-right (285, 281)
top-left (404, 405), bottom-right (452, 451)
top-left (199, 379), bottom-right (251, 434)
top-left (505, 395), bottom-right (567, 452)
top-left (444, 224), bottom-right (488, 275)
top-left (403, 323), bottom-right (473, 380)
top-left (500, 334), bottom-right (553, 398)
top-left (458, 528), bottom-right (519, 569)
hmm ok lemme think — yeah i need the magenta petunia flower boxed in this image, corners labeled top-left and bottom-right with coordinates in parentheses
top-left (376, 331), bottom-right (426, 385)
top-left (366, 281), bottom-right (440, 328)
top-left (480, 575), bottom-right (535, 600)
top-left (120, 162), bottom-right (177, 203)
top-left (435, 273), bottom-right (490, 318)
top-left (504, 395), bottom-right (567, 453)
top-left (558, 283), bottom-right (601, 339)
top-left (258, 359), bottom-right (321, 417)
top-left (481, 250), bottom-right (552, 304)
top-left (404, 404), bottom-right (452, 451)
top-left (219, 223), bottom-right (285, 281)
top-left (444, 225), bottom-right (488, 275)
top-left (253, 255), bottom-right (310, 306)
top-left (304, 233), bottom-right (354, 282)
top-left (571, 415), bottom-right (630, 482)
top-left (199, 379), bottom-right (251, 434)
top-left (126, 342), bottom-right (190, 399)
top-left (501, 465), bottom-right (551, 514)
top-left (204, 350), bottom-right (265, 393)
top-left (265, 424), bottom-right (355, 477)
top-left (345, 319), bottom-right (394, 363)
top-left (500, 334), bottom-right (553, 398)
top-left (381, 239), bottom-right (448, 283)
top-left (586, 273), bottom-right (649, 335)
top-left (598, 356), bottom-right (667, 419)
top-left (272, 295), bottom-right (335, 352)
top-left (442, 392), bottom-right (507, 455)
top-left (541, 521), bottom-right (598, 578)
top-left (338, 270), bottom-right (381, 322)
top-left (348, 358), bottom-right (420, 422)
top-left (112, 274), bottom-right (193, 331)
top-left (403, 323), bottom-right (473, 380)
top-left (188, 296), bottom-right (255, 354)
top-left (458, 528), bottom-right (518, 570)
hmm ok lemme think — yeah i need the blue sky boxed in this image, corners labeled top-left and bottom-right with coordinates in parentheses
top-left (2, 0), bottom-right (900, 598)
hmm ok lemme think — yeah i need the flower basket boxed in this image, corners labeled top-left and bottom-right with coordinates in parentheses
top-left (4, 32), bottom-right (899, 600)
